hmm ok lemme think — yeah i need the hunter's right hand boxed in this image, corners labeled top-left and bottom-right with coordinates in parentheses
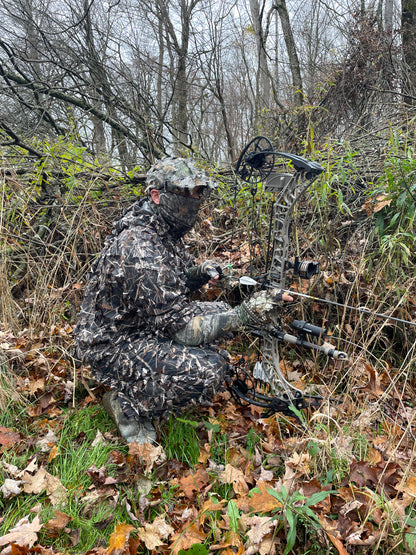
top-left (239, 288), bottom-right (292, 326)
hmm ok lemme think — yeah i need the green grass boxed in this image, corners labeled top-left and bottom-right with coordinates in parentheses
top-left (160, 414), bottom-right (201, 467)
top-left (0, 404), bottom-right (131, 553)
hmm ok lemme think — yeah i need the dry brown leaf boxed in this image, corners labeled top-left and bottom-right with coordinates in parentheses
top-left (220, 464), bottom-right (249, 495)
top-left (354, 364), bottom-right (384, 398)
top-left (242, 514), bottom-right (275, 545)
top-left (136, 516), bottom-right (174, 550)
top-left (0, 515), bottom-right (42, 550)
top-left (48, 445), bottom-right (59, 463)
top-left (106, 523), bottom-right (135, 555)
top-left (386, 492), bottom-right (414, 521)
top-left (362, 194), bottom-right (392, 216)
top-left (283, 452), bottom-right (311, 491)
top-left (37, 430), bottom-right (57, 453)
top-left (128, 443), bottom-right (165, 474)
top-left (211, 531), bottom-right (244, 555)
top-left (198, 443), bottom-right (211, 463)
top-left (0, 426), bottom-right (21, 451)
top-left (326, 531), bottom-right (349, 555)
top-left (86, 464), bottom-right (118, 485)
top-left (22, 467), bottom-right (67, 505)
top-left (199, 498), bottom-right (226, 526)
top-left (399, 476), bottom-right (416, 497)
top-left (91, 430), bottom-right (106, 447)
top-left (1, 462), bottom-right (21, 478)
top-left (345, 523), bottom-right (381, 546)
top-left (367, 447), bottom-right (383, 466)
top-left (242, 481), bottom-right (282, 513)
top-left (222, 530), bottom-right (244, 554)
top-left (349, 461), bottom-right (378, 488)
top-left (179, 467), bottom-right (210, 499)
top-left (45, 511), bottom-right (72, 534)
top-left (169, 523), bottom-right (207, 555)
top-left (1, 478), bottom-right (22, 498)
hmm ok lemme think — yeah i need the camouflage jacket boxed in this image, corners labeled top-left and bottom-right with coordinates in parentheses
top-left (74, 200), bottom-right (229, 362)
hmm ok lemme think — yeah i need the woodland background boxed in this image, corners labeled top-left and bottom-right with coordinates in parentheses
top-left (1, 0), bottom-right (416, 553)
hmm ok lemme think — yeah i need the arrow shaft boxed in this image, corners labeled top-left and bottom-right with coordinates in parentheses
top-left (279, 288), bottom-right (416, 328)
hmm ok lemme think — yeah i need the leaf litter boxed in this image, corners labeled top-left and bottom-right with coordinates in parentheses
top-left (1, 305), bottom-right (416, 554)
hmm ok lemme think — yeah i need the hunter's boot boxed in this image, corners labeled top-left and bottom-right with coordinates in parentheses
top-left (102, 392), bottom-right (156, 444)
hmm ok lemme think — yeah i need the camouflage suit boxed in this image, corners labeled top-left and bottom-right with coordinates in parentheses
top-left (74, 163), bottom-right (231, 420)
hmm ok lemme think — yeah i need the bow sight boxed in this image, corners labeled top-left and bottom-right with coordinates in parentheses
top-left (235, 135), bottom-right (324, 184)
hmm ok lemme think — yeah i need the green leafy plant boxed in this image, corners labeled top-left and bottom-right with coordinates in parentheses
top-left (267, 485), bottom-right (334, 555)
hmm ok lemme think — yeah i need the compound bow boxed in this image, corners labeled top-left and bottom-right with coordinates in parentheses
top-left (228, 136), bottom-right (348, 420)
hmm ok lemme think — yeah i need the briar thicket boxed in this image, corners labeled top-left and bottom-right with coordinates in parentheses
top-left (1, 0), bottom-right (416, 554)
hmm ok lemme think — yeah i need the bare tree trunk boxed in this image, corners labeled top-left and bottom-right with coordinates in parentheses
top-left (83, 0), bottom-right (132, 168)
top-left (273, 0), bottom-right (305, 135)
top-left (273, 0), bottom-right (303, 108)
top-left (156, 0), bottom-right (202, 152)
top-left (402, 0), bottom-right (416, 105)
top-left (249, 0), bottom-right (271, 122)
top-left (384, 0), bottom-right (394, 34)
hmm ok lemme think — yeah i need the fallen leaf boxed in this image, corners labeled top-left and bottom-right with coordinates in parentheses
top-left (106, 523), bottom-right (135, 555)
top-left (48, 445), bottom-right (59, 463)
top-left (349, 461), bottom-right (378, 488)
top-left (283, 452), bottom-right (311, 491)
top-left (326, 531), bottom-right (349, 555)
top-left (169, 523), bottom-right (207, 555)
top-left (0, 515), bottom-right (42, 550)
top-left (345, 522), bottom-right (381, 546)
top-left (22, 467), bottom-right (67, 505)
top-left (399, 476), bottom-right (416, 497)
top-left (1, 462), bottom-right (21, 478)
top-left (0, 478), bottom-right (22, 498)
top-left (92, 430), bottom-right (106, 447)
top-left (128, 443), bottom-right (165, 475)
top-left (219, 464), bottom-right (249, 495)
top-left (37, 430), bottom-right (58, 453)
top-left (238, 481), bottom-right (282, 513)
top-left (367, 447), bottom-right (383, 466)
top-left (354, 364), bottom-right (384, 398)
top-left (45, 511), bottom-right (72, 534)
top-left (0, 427), bottom-right (21, 451)
top-left (362, 194), bottom-right (392, 216)
top-left (199, 498), bottom-right (226, 526)
top-left (70, 527), bottom-right (82, 546)
top-left (242, 514), bottom-right (275, 545)
top-left (137, 516), bottom-right (174, 550)
top-left (198, 444), bottom-right (211, 464)
top-left (179, 468), bottom-right (210, 499)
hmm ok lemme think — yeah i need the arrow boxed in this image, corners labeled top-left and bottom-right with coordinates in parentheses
top-left (239, 276), bottom-right (416, 328)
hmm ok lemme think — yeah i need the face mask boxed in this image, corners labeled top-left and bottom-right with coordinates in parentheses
top-left (157, 192), bottom-right (201, 237)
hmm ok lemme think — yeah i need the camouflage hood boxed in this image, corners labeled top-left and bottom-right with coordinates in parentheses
top-left (146, 156), bottom-right (216, 194)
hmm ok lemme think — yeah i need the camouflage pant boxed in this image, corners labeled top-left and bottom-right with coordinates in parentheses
top-left (90, 336), bottom-right (229, 420)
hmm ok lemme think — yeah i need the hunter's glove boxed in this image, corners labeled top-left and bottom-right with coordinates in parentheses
top-left (186, 260), bottom-right (223, 291)
top-left (239, 288), bottom-right (283, 326)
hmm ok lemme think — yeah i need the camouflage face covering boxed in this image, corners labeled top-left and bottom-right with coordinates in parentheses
top-left (157, 192), bottom-right (201, 237)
